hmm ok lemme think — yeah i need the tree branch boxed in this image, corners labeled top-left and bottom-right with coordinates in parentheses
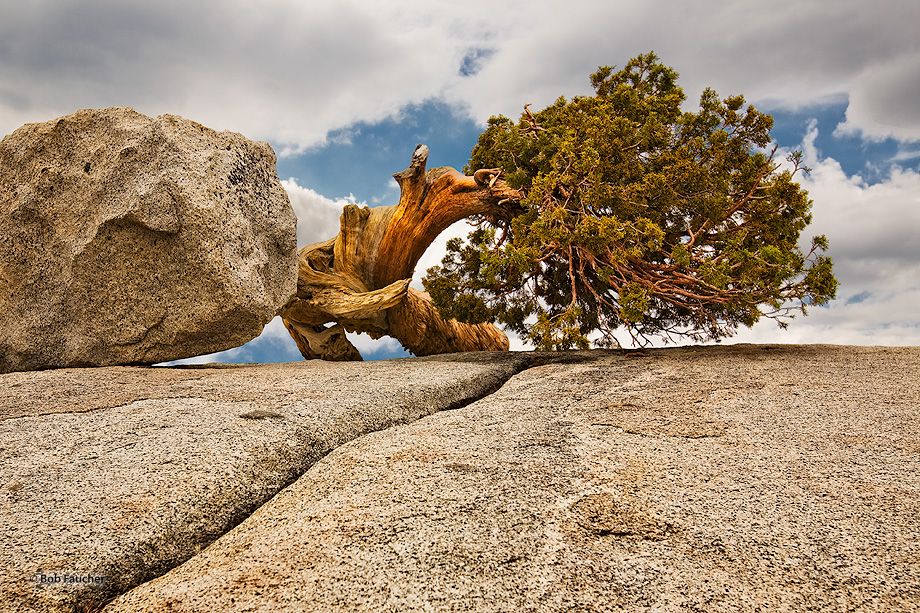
top-left (281, 145), bottom-right (522, 360)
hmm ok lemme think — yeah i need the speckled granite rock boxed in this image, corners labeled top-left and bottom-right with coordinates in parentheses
top-left (0, 107), bottom-right (297, 373)
top-left (105, 345), bottom-right (920, 613)
top-left (0, 352), bottom-right (534, 613)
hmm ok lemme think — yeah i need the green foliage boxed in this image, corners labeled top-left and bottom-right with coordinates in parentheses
top-left (425, 52), bottom-right (838, 349)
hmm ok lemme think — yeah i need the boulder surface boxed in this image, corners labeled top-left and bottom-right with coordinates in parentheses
top-left (1, 346), bottom-right (917, 612)
top-left (0, 352), bottom-right (535, 613)
top-left (106, 345), bottom-right (920, 613)
top-left (0, 107), bottom-right (297, 373)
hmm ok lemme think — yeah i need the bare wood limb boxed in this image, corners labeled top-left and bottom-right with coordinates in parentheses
top-left (282, 320), bottom-right (363, 362)
top-left (280, 145), bottom-right (522, 361)
top-left (388, 288), bottom-right (510, 356)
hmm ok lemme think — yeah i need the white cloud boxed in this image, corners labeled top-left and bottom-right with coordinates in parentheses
top-left (452, 0), bottom-right (920, 144)
top-left (836, 51), bottom-right (920, 142)
top-left (281, 179), bottom-right (351, 248)
top-left (4, 1), bottom-right (917, 149)
top-left (256, 316), bottom-right (298, 344)
top-left (345, 331), bottom-right (406, 358)
top-left (410, 220), bottom-right (470, 292)
top-left (0, 0), bottom-right (500, 149)
top-left (795, 123), bottom-right (920, 283)
top-left (725, 287), bottom-right (920, 347)
top-left (726, 124), bottom-right (920, 347)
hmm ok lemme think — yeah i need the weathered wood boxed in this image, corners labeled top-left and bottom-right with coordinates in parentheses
top-left (280, 145), bottom-right (522, 360)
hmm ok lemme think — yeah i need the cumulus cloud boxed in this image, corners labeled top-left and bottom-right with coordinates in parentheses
top-left (345, 332), bottom-right (406, 358)
top-left (837, 51), bottom-right (920, 142)
top-left (453, 0), bottom-right (920, 144)
top-left (0, 0), bottom-right (499, 149)
top-left (795, 123), bottom-right (920, 288)
top-left (726, 123), bottom-right (920, 347)
top-left (410, 220), bottom-right (469, 292)
top-left (281, 178), bottom-right (352, 248)
top-left (3, 0), bottom-right (917, 148)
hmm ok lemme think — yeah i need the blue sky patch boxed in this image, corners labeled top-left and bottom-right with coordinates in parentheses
top-left (762, 101), bottom-right (914, 184)
top-left (845, 291), bottom-right (873, 305)
top-left (276, 101), bottom-right (484, 205)
top-left (458, 48), bottom-right (496, 77)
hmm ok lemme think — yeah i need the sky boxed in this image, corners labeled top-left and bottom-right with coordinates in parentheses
top-left (1, 0), bottom-right (917, 362)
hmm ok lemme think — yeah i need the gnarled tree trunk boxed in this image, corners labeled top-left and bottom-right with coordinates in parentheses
top-left (280, 145), bottom-right (522, 361)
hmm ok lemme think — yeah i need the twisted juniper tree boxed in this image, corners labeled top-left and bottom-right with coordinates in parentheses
top-left (280, 145), bottom-right (521, 360)
top-left (423, 53), bottom-right (837, 349)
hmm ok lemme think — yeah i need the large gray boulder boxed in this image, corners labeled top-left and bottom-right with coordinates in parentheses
top-left (0, 107), bottom-right (298, 373)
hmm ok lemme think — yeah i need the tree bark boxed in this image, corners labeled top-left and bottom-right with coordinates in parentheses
top-left (280, 145), bottom-right (522, 360)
